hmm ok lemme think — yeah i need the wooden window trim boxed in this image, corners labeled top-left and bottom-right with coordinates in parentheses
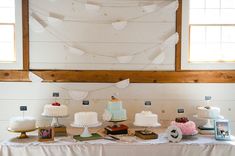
top-left (0, 0), bottom-right (30, 82)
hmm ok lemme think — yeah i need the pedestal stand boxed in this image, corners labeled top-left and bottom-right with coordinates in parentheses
top-left (194, 115), bottom-right (224, 135)
top-left (71, 122), bottom-right (102, 140)
top-left (8, 128), bottom-right (37, 139)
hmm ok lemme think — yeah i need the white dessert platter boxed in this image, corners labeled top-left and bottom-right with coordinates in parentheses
top-left (133, 123), bottom-right (161, 135)
top-left (70, 122), bottom-right (102, 137)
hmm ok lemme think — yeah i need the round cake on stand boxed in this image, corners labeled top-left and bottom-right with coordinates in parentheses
top-left (103, 96), bottom-right (128, 135)
top-left (8, 116), bottom-right (37, 139)
top-left (41, 102), bottom-right (68, 136)
top-left (194, 106), bottom-right (224, 135)
top-left (71, 112), bottom-right (102, 138)
top-left (133, 111), bottom-right (161, 140)
top-left (171, 117), bottom-right (198, 138)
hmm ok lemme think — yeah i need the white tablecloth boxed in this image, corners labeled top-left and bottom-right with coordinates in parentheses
top-left (1, 132), bottom-right (235, 156)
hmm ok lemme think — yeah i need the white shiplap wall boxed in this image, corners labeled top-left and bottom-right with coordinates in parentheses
top-left (29, 0), bottom-right (176, 70)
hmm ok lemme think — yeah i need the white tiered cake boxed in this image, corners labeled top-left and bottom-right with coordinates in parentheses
top-left (134, 111), bottom-right (160, 127)
top-left (103, 96), bottom-right (127, 121)
top-left (42, 102), bottom-right (68, 117)
top-left (73, 112), bottom-right (99, 126)
top-left (9, 116), bottom-right (36, 131)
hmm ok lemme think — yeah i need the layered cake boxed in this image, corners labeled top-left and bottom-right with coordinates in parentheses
top-left (197, 106), bottom-right (220, 118)
top-left (9, 116), bottom-right (36, 131)
top-left (103, 96), bottom-right (127, 121)
top-left (134, 111), bottom-right (160, 127)
top-left (171, 117), bottom-right (197, 135)
top-left (42, 102), bottom-right (68, 117)
top-left (73, 112), bottom-right (98, 126)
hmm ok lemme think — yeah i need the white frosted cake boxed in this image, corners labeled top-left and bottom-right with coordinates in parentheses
top-left (9, 116), bottom-right (36, 131)
top-left (42, 102), bottom-right (68, 117)
top-left (103, 96), bottom-right (127, 121)
top-left (73, 112), bottom-right (98, 126)
top-left (197, 106), bottom-right (220, 118)
top-left (134, 111), bottom-right (160, 127)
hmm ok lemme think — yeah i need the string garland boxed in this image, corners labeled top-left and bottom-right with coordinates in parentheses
top-left (29, 0), bottom-right (179, 64)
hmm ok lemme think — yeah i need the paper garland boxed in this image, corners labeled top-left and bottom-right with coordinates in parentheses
top-left (29, 0), bottom-right (179, 64)
top-left (29, 13), bottom-right (47, 33)
top-left (28, 72), bottom-right (43, 83)
top-left (68, 90), bottom-right (89, 100)
top-left (112, 20), bottom-right (128, 30)
top-left (115, 79), bottom-right (130, 89)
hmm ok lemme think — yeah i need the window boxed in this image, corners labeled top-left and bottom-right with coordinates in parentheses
top-left (0, 0), bottom-right (23, 69)
top-left (181, 0), bottom-right (235, 70)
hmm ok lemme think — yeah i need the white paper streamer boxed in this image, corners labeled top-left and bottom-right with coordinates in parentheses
top-left (85, 3), bottom-right (101, 12)
top-left (117, 56), bottom-right (133, 63)
top-left (152, 51), bottom-right (165, 64)
top-left (164, 0), bottom-right (179, 11)
top-left (69, 90), bottom-right (88, 101)
top-left (115, 79), bottom-right (130, 89)
top-left (112, 20), bottom-right (128, 30)
top-left (47, 12), bottom-right (64, 24)
top-left (160, 32), bottom-right (179, 50)
top-left (29, 13), bottom-right (47, 33)
top-left (67, 46), bottom-right (85, 56)
top-left (142, 4), bottom-right (157, 13)
top-left (29, 72), bottom-right (43, 83)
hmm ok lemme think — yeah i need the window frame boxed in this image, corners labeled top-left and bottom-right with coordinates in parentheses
top-left (0, 0), bottom-right (29, 82)
top-left (181, 0), bottom-right (235, 70)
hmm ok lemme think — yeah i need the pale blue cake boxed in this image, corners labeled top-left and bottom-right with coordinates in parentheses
top-left (106, 101), bottom-right (127, 121)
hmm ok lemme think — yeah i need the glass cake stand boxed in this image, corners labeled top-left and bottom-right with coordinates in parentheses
top-left (41, 114), bottom-right (68, 127)
top-left (194, 115), bottom-right (224, 129)
top-left (71, 122), bottom-right (102, 137)
top-left (8, 128), bottom-right (37, 139)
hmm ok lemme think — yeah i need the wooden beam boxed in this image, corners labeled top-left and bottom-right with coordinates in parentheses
top-left (22, 0), bottom-right (29, 71)
top-left (32, 70), bottom-right (235, 83)
top-left (0, 71), bottom-right (30, 82)
top-left (175, 0), bottom-right (182, 71)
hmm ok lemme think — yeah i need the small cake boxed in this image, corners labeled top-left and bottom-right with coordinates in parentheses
top-left (42, 102), bottom-right (68, 117)
top-left (171, 117), bottom-right (197, 135)
top-left (103, 96), bottom-right (127, 121)
top-left (9, 116), bottom-right (36, 131)
top-left (197, 106), bottom-right (220, 118)
top-left (134, 111), bottom-right (160, 127)
top-left (73, 112), bottom-right (98, 126)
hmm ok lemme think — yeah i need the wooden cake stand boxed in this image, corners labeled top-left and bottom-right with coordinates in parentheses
top-left (133, 123), bottom-right (161, 140)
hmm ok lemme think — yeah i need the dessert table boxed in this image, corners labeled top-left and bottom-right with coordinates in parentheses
top-left (1, 128), bottom-right (235, 156)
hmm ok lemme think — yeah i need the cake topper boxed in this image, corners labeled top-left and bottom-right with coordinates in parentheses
top-left (20, 106), bottom-right (27, 119)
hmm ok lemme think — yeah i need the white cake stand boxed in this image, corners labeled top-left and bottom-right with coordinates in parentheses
top-left (41, 114), bottom-right (68, 127)
top-left (194, 115), bottom-right (224, 129)
top-left (71, 122), bottom-right (102, 137)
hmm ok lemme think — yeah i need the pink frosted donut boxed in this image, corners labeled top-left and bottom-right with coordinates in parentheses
top-left (171, 121), bottom-right (198, 135)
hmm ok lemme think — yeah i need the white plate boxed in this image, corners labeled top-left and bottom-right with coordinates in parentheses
top-left (70, 122), bottom-right (102, 128)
